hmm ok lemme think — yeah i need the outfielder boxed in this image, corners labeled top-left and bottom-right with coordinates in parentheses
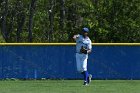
top-left (73, 27), bottom-right (92, 85)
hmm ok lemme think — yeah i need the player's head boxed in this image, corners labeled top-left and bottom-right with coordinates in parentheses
top-left (82, 27), bottom-right (89, 37)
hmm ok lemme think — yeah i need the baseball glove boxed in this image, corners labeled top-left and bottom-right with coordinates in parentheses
top-left (80, 46), bottom-right (88, 54)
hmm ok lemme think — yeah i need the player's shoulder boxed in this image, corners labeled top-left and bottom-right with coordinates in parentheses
top-left (78, 34), bottom-right (83, 39)
top-left (86, 36), bottom-right (91, 40)
top-left (86, 37), bottom-right (92, 43)
top-left (79, 34), bottom-right (83, 37)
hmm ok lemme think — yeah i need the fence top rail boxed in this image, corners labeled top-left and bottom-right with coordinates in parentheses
top-left (0, 43), bottom-right (140, 46)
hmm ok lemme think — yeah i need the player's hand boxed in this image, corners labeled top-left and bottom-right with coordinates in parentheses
top-left (73, 34), bottom-right (79, 40)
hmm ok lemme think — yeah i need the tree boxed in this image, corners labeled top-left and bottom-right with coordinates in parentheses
top-left (28, 0), bottom-right (37, 42)
top-left (16, 1), bottom-right (26, 42)
top-left (48, 0), bottom-right (55, 42)
top-left (1, 0), bottom-right (8, 42)
top-left (0, 0), bottom-right (140, 43)
top-left (59, 0), bottom-right (65, 41)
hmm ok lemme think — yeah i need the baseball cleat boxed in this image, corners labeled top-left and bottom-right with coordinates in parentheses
top-left (88, 74), bottom-right (92, 84)
top-left (83, 82), bottom-right (89, 86)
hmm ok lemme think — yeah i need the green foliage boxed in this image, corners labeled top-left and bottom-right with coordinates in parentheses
top-left (0, 33), bottom-right (5, 43)
top-left (0, 0), bottom-right (140, 42)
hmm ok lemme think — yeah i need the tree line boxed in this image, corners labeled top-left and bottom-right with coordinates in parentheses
top-left (0, 0), bottom-right (140, 43)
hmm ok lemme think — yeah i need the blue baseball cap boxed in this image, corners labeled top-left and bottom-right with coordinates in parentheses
top-left (82, 27), bottom-right (89, 33)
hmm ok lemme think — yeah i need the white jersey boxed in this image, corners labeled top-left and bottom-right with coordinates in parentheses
top-left (75, 34), bottom-right (92, 54)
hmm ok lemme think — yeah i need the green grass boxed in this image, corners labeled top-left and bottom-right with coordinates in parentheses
top-left (0, 80), bottom-right (140, 93)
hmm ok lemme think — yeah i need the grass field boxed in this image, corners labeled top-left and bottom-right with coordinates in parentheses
top-left (0, 80), bottom-right (140, 93)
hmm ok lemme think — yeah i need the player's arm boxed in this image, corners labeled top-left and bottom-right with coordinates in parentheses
top-left (73, 34), bottom-right (79, 41)
top-left (87, 49), bottom-right (92, 54)
top-left (87, 40), bottom-right (92, 54)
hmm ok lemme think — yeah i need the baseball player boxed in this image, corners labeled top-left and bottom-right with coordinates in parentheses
top-left (73, 27), bottom-right (92, 86)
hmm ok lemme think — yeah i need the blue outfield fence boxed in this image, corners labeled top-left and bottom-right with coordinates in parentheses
top-left (0, 44), bottom-right (140, 79)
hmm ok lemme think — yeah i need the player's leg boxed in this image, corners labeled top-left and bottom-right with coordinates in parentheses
top-left (81, 55), bottom-right (89, 85)
top-left (83, 58), bottom-right (92, 84)
top-left (88, 74), bottom-right (92, 84)
top-left (81, 55), bottom-right (92, 85)
top-left (76, 53), bottom-right (91, 85)
top-left (76, 53), bottom-right (83, 72)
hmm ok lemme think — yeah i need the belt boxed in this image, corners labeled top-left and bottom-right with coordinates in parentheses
top-left (76, 52), bottom-right (81, 54)
top-left (76, 52), bottom-right (85, 54)
top-left (76, 52), bottom-right (88, 55)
